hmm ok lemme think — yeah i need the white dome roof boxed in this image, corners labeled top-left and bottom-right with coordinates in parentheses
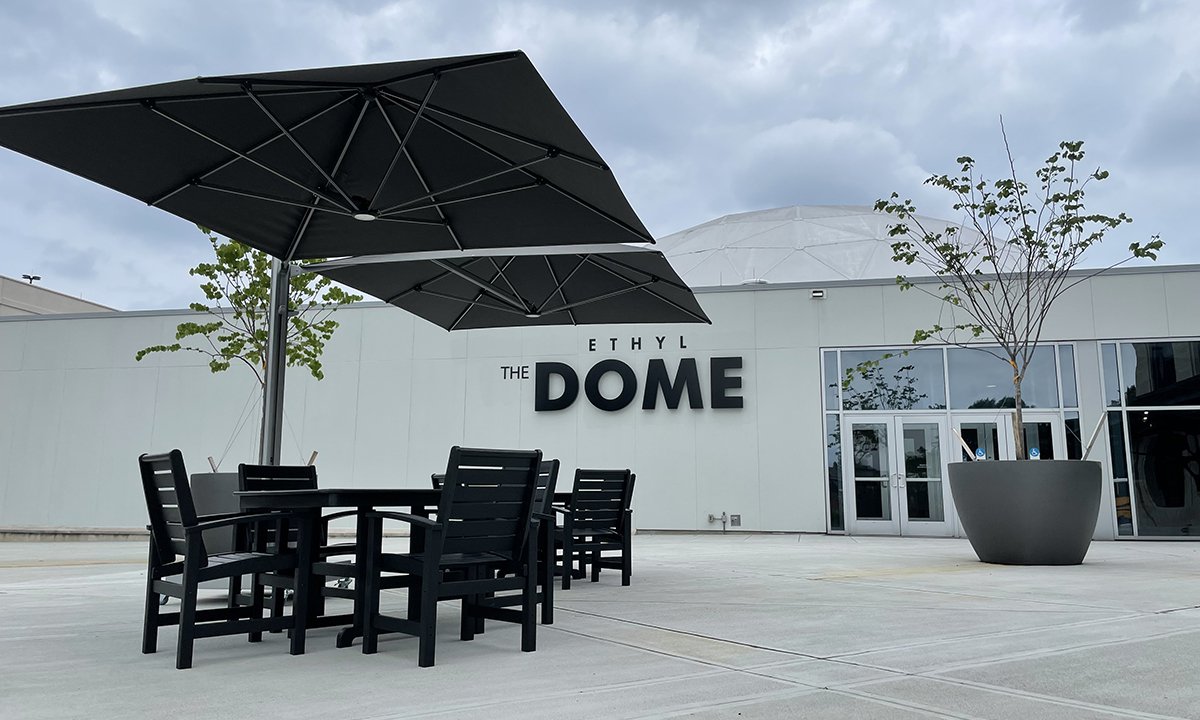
top-left (657, 205), bottom-right (958, 287)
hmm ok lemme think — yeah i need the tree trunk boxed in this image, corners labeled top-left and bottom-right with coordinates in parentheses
top-left (1011, 377), bottom-right (1025, 460)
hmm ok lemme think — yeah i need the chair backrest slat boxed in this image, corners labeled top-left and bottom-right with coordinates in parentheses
top-left (535, 459), bottom-right (560, 515)
top-left (569, 469), bottom-right (635, 534)
top-left (139, 450), bottom-right (204, 564)
top-left (436, 447), bottom-right (541, 558)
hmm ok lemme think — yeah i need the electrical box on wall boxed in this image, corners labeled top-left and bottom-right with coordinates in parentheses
top-left (729, 514), bottom-right (741, 527)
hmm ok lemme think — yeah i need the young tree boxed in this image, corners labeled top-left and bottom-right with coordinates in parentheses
top-left (874, 124), bottom-right (1162, 460)
top-left (136, 226), bottom-right (362, 386)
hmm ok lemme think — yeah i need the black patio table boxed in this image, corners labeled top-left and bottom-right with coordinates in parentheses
top-left (235, 487), bottom-right (570, 647)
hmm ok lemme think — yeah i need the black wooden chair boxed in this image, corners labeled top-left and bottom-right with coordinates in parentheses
top-left (139, 450), bottom-right (312, 669)
top-left (237, 463), bottom-right (358, 618)
top-left (557, 469), bottom-right (636, 589)
top-left (361, 446), bottom-right (543, 667)
top-left (484, 459), bottom-right (560, 624)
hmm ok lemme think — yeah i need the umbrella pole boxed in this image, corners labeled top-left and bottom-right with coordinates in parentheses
top-left (259, 258), bottom-right (291, 465)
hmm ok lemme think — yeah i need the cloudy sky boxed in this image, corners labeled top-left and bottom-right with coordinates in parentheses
top-left (0, 0), bottom-right (1195, 310)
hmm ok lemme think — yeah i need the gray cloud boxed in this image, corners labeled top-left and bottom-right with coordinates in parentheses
top-left (0, 0), bottom-right (1196, 309)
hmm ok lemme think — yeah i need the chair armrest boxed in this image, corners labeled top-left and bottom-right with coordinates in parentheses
top-left (532, 511), bottom-right (554, 522)
top-left (194, 510), bottom-right (250, 523)
top-left (186, 510), bottom-right (310, 535)
top-left (551, 506), bottom-right (571, 516)
top-left (364, 510), bottom-right (438, 529)
top-left (320, 510), bottom-right (359, 523)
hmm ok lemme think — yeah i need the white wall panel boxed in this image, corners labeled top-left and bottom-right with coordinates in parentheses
top-left (1, 266), bottom-right (1198, 534)
top-left (0, 321), bottom-right (26, 371)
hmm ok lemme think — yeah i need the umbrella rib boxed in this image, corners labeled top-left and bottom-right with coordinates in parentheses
top-left (402, 142), bottom-right (465, 250)
top-left (146, 103), bottom-right (351, 212)
top-left (376, 154), bottom-right (551, 216)
top-left (369, 87), bottom-right (464, 250)
top-left (241, 85), bottom-right (357, 210)
top-left (539, 182), bottom-right (654, 243)
top-left (537, 254), bottom-right (580, 325)
top-left (378, 92), bottom-right (653, 243)
top-left (379, 255), bottom-right (489, 303)
top-left (430, 259), bottom-right (529, 313)
top-left (584, 255), bottom-right (710, 323)
top-left (196, 52), bottom-right (522, 92)
top-left (378, 89), bottom-right (605, 171)
top-left (542, 281), bottom-right (655, 317)
top-left (282, 96), bottom-right (371, 261)
top-left (194, 181), bottom-right (352, 214)
top-left (148, 93), bottom-right (357, 208)
top-left (484, 256), bottom-right (525, 308)
top-left (588, 252), bottom-right (693, 292)
top-left (0, 87), bottom-right (348, 119)
top-left (380, 181), bottom-right (540, 216)
top-left (367, 77), bottom-right (438, 210)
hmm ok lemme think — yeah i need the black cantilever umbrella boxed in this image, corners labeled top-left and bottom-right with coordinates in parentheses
top-left (0, 50), bottom-right (708, 461)
top-left (0, 50), bottom-right (658, 260)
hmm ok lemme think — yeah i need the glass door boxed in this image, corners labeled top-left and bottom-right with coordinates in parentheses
top-left (845, 416), bottom-right (954, 536)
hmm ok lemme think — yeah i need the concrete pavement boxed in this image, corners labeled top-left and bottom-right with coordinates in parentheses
top-left (1, 534), bottom-right (1198, 719)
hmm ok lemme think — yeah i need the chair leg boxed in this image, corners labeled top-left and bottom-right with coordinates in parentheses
top-left (417, 568), bottom-right (439, 668)
top-left (248, 573), bottom-right (265, 643)
top-left (591, 550), bottom-right (601, 582)
top-left (289, 520), bottom-right (311, 657)
top-left (460, 565), bottom-right (477, 642)
top-left (521, 559), bottom-right (536, 653)
top-left (561, 535), bottom-right (573, 591)
top-left (141, 544), bottom-right (160, 654)
top-left (622, 526), bottom-right (632, 586)
top-left (176, 569), bottom-right (198, 670)
top-left (541, 524), bottom-right (554, 624)
top-left (270, 579), bottom-right (287, 628)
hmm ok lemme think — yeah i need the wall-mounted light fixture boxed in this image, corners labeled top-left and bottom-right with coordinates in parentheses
top-left (21, 274), bottom-right (41, 284)
top-left (810, 289), bottom-right (826, 299)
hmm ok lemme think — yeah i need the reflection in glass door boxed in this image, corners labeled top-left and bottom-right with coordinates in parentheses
top-left (952, 413), bottom-right (1063, 462)
top-left (845, 416), bottom-right (954, 536)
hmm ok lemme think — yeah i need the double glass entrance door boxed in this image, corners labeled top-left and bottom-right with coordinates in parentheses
top-left (844, 416), bottom-right (953, 536)
top-left (843, 412), bottom-right (1068, 536)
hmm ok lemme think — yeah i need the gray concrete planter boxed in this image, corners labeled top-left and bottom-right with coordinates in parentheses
top-left (948, 460), bottom-right (1103, 565)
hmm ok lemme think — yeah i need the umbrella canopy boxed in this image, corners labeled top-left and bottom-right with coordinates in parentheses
top-left (0, 50), bottom-right (653, 260)
top-left (309, 243), bottom-right (710, 330)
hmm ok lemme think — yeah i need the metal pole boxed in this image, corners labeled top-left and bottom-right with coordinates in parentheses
top-left (259, 258), bottom-right (291, 465)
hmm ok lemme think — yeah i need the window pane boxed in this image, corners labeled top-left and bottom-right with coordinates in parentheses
top-left (1114, 480), bottom-right (1134, 536)
top-left (1108, 411), bottom-right (1128, 478)
top-left (840, 349), bottom-right (946, 410)
top-left (1065, 411), bottom-right (1083, 460)
top-left (1021, 421), bottom-right (1055, 460)
top-left (1127, 409), bottom-right (1200, 536)
top-left (959, 422), bottom-right (1001, 461)
top-left (823, 351), bottom-right (839, 411)
top-left (826, 413), bottom-right (843, 531)
top-left (1059, 345), bottom-right (1078, 408)
top-left (1120, 341), bottom-right (1200, 407)
top-left (947, 346), bottom-right (1058, 409)
top-left (1102, 343), bottom-right (1121, 407)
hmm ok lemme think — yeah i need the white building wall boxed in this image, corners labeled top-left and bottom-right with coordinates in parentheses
top-left (1, 265), bottom-right (1197, 533)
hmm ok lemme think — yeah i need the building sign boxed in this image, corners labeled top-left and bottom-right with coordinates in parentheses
top-left (498, 335), bottom-right (746, 412)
